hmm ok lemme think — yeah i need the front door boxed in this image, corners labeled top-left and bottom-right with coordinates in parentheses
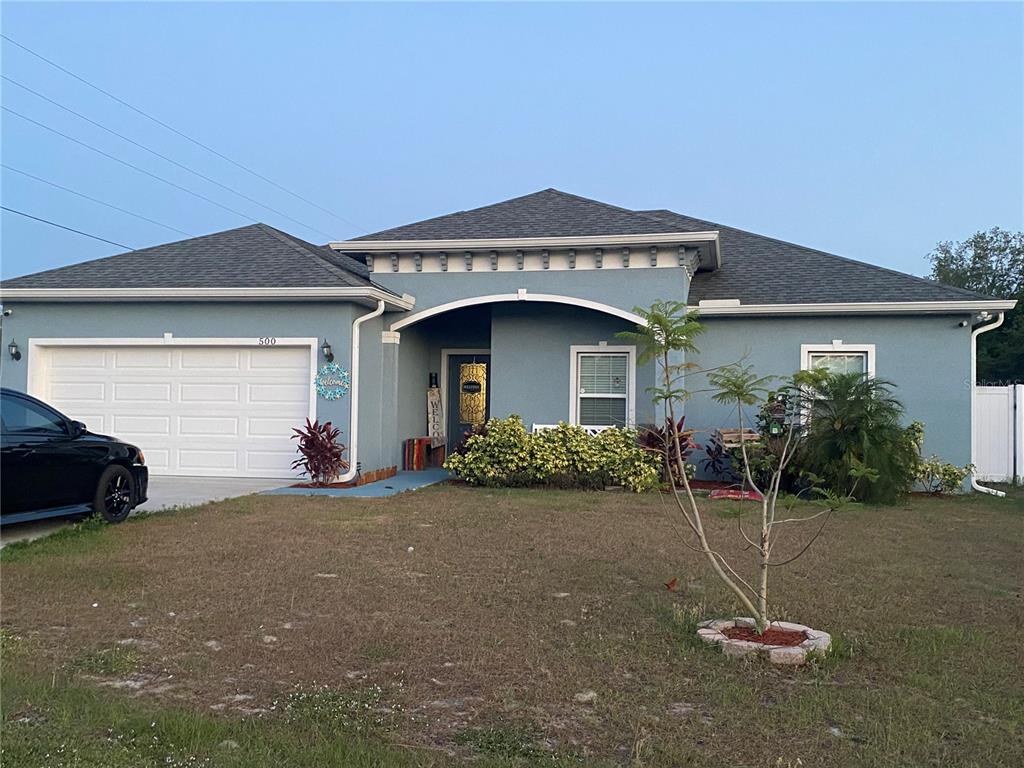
top-left (447, 354), bottom-right (490, 447)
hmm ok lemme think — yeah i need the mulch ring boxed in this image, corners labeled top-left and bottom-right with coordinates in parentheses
top-left (721, 626), bottom-right (806, 647)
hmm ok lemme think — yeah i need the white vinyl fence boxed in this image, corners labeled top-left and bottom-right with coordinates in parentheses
top-left (974, 385), bottom-right (1024, 483)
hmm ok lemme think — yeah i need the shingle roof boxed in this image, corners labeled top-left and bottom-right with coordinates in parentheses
top-left (353, 188), bottom-right (689, 240)
top-left (3, 223), bottom-right (374, 289)
top-left (354, 189), bottom-right (991, 305)
top-left (639, 209), bottom-right (990, 304)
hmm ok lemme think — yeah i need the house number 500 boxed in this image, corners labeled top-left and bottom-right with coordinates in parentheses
top-left (258, 337), bottom-right (277, 345)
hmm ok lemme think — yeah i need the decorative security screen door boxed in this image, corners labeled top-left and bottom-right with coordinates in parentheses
top-left (447, 354), bottom-right (490, 447)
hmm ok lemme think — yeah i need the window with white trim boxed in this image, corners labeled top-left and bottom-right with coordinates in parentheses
top-left (569, 346), bottom-right (635, 428)
top-left (800, 341), bottom-right (876, 377)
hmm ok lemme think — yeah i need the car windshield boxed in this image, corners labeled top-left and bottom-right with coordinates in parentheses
top-left (0, 394), bottom-right (68, 435)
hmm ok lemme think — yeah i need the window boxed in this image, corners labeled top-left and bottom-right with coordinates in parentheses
top-left (0, 393), bottom-right (68, 435)
top-left (800, 341), bottom-right (876, 377)
top-left (569, 346), bottom-right (635, 427)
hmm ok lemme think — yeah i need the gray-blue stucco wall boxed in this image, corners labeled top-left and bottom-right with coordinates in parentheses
top-left (0, 300), bottom-right (363, 461)
top-left (490, 303), bottom-right (656, 426)
top-left (685, 315), bottom-right (974, 468)
top-left (374, 268), bottom-right (688, 319)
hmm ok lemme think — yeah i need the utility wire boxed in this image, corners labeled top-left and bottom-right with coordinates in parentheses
top-left (4, 74), bottom-right (335, 240)
top-left (1, 33), bottom-right (366, 234)
top-left (2, 163), bottom-right (193, 237)
top-left (4, 106), bottom-right (256, 223)
top-left (1, 205), bottom-right (134, 249)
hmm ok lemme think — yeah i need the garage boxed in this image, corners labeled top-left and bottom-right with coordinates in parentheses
top-left (27, 338), bottom-right (316, 478)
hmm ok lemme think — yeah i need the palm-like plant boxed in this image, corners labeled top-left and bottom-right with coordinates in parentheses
top-left (617, 301), bottom-right (704, 481)
top-left (800, 372), bottom-right (918, 503)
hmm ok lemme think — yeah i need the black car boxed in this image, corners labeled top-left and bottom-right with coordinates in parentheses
top-left (0, 388), bottom-right (148, 525)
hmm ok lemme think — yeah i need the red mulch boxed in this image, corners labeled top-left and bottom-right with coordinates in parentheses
top-left (722, 626), bottom-right (806, 647)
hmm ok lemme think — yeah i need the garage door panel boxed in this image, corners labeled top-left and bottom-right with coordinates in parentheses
top-left (50, 348), bottom-right (108, 368)
top-left (178, 416), bottom-right (238, 436)
top-left (180, 383), bottom-right (239, 402)
top-left (249, 347), bottom-right (307, 369)
top-left (248, 416), bottom-right (299, 437)
top-left (248, 383), bottom-right (308, 404)
top-left (114, 348), bottom-right (173, 368)
top-left (177, 448), bottom-right (238, 472)
top-left (180, 348), bottom-right (242, 369)
top-left (51, 381), bottom-right (105, 401)
top-left (114, 382), bottom-right (172, 402)
top-left (41, 343), bottom-right (312, 478)
top-left (142, 449), bottom-right (171, 472)
top-left (247, 450), bottom-right (298, 472)
top-left (113, 415), bottom-right (171, 435)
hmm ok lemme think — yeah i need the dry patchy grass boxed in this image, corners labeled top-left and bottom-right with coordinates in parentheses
top-left (2, 484), bottom-right (1022, 766)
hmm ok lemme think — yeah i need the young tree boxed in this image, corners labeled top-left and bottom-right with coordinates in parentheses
top-left (621, 303), bottom-right (852, 633)
top-left (928, 228), bottom-right (1024, 382)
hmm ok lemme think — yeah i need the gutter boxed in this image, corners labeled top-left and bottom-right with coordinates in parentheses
top-left (691, 299), bottom-right (1018, 316)
top-left (971, 312), bottom-right (1006, 497)
top-left (337, 300), bottom-right (386, 483)
top-left (0, 286), bottom-right (415, 310)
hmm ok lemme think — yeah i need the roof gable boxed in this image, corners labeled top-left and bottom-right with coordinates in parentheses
top-left (3, 223), bottom-right (374, 290)
top-left (354, 189), bottom-right (688, 241)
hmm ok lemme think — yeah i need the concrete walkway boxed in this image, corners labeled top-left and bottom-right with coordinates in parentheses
top-left (0, 475), bottom-right (283, 548)
top-left (262, 469), bottom-right (450, 498)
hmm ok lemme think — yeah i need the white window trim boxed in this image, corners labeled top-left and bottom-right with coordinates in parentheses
top-left (800, 340), bottom-right (876, 377)
top-left (568, 345), bottom-right (636, 427)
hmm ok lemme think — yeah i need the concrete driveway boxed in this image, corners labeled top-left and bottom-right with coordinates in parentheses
top-left (0, 475), bottom-right (284, 548)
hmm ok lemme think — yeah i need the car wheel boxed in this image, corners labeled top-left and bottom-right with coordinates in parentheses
top-left (94, 465), bottom-right (135, 523)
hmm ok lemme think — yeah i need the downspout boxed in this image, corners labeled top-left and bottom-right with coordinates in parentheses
top-left (971, 311), bottom-right (1006, 497)
top-left (337, 300), bottom-right (386, 483)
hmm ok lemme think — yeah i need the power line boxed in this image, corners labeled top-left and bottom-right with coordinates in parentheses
top-left (2, 163), bottom-right (192, 237)
top-left (3, 74), bottom-right (335, 240)
top-left (4, 105), bottom-right (256, 223)
top-left (2, 205), bottom-right (133, 249)
top-left (1, 33), bottom-right (366, 234)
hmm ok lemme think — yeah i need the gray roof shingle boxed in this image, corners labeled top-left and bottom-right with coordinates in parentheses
top-left (353, 189), bottom-right (991, 305)
top-left (639, 209), bottom-right (990, 304)
top-left (4, 223), bottom-right (375, 289)
top-left (353, 188), bottom-right (688, 240)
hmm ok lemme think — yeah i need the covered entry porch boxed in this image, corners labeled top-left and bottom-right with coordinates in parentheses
top-left (388, 295), bottom-right (657, 463)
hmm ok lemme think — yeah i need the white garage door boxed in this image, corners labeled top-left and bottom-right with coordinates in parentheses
top-left (32, 342), bottom-right (313, 478)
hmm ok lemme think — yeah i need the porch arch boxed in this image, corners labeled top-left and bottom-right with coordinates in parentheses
top-left (389, 290), bottom-right (646, 331)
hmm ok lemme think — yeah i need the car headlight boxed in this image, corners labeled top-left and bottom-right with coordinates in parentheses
top-left (136, 450), bottom-right (146, 465)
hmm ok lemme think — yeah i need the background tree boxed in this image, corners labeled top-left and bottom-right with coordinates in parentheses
top-left (927, 228), bottom-right (1023, 382)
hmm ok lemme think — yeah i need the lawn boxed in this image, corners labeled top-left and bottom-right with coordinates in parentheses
top-left (1, 484), bottom-right (1022, 767)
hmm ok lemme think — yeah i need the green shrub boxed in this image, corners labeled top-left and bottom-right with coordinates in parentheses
top-left (443, 416), bottom-right (659, 492)
top-left (800, 373), bottom-right (920, 504)
top-left (917, 455), bottom-right (974, 494)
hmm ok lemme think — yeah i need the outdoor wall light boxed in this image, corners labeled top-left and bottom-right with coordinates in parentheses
top-left (8, 340), bottom-right (21, 361)
top-left (321, 339), bottom-right (334, 362)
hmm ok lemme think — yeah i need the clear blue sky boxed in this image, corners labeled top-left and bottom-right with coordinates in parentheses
top-left (1, 2), bottom-right (1021, 280)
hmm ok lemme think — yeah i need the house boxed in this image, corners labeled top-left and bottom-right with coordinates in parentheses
top-left (0, 189), bottom-right (1015, 484)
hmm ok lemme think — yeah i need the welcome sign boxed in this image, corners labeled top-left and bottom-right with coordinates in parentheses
top-left (315, 362), bottom-right (351, 401)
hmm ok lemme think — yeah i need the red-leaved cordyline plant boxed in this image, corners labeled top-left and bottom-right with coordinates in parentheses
top-left (291, 418), bottom-right (349, 486)
top-left (619, 301), bottom-right (859, 633)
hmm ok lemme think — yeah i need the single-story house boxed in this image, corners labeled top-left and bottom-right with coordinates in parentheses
top-left (0, 189), bottom-right (1015, 485)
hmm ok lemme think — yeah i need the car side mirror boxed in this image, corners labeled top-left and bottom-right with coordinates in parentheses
top-left (69, 420), bottom-right (86, 437)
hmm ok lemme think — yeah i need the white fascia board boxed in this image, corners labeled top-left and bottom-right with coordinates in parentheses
top-left (0, 286), bottom-right (416, 310)
top-left (330, 231), bottom-right (720, 253)
top-left (690, 299), bottom-right (1018, 316)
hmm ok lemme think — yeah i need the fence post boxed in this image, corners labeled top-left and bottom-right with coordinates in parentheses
top-left (1016, 385), bottom-right (1024, 485)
